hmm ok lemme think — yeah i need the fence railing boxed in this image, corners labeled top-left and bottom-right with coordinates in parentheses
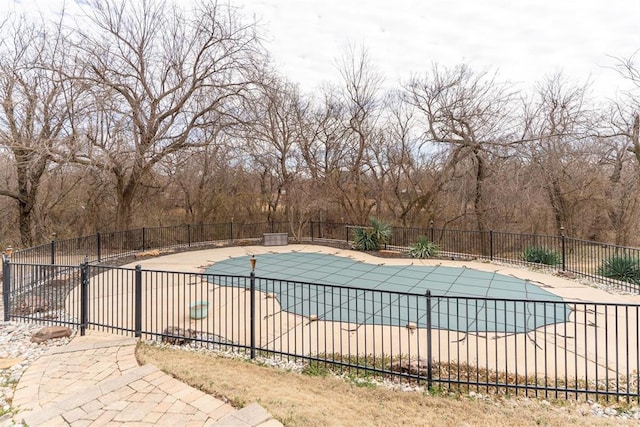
top-left (3, 257), bottom-right (640, 401)
top-left (9, 221), bottom-right (640, 294)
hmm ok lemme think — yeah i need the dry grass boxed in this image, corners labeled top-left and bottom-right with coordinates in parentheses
top-left (135, 343), bottom-right (636, 427)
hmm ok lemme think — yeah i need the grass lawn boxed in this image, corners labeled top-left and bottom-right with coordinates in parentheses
top-left (135, 343), bottom-right (635, 426)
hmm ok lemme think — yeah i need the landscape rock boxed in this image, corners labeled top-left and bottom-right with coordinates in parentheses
top-left (390, 358), bottom-right (430, 375)
top-left (556, 270), bottom-right (577, 279)
top-left (0, 358), bottom-right (22, 369)
top-left (161, 326), bottom-right (197, 345)
top-left (30, 326), bottom-right (72, 343)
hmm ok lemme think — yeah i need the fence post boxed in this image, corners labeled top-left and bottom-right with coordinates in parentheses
top-left (135, 265), bottom-right (142, 338)
top-left (3, 254), bottom-right (11, 321)
top-left (489, 230), bottom-right (494, 261)
top-left (310, 221), bottom-right (314, 242)
top-left (425, 289), bottom-right (433, 390)
top-left (429, 220), bottom-right (434, 242)
top-left (187, 224), bottom-right (191, 248)
top-left (142, 227), bottom-right (147, 251)
top-left (80, 261), bottom-right (89, 336)
top-left (229, 220), bottom-right (234, 242)
top-left (249, 257), bottom-right (256, 359)
top-left (96, 233), bottom-right (102, 263)
top-left (560, 226), bottom-right (566, 272)
top-left (345, 223), bottom-right (349, 245)
top-left (50, 239), bottom-right (56, 265)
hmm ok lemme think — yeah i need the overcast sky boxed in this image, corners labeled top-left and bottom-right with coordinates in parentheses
top-left (7, 0), bottom-right (640, 99)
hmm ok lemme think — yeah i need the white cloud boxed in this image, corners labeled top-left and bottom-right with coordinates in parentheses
top-left (6, 0), bottom-right (640, 98)
top-left (239, 0), bottom-right (640, 98)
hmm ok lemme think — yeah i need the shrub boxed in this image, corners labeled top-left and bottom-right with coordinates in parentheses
top-left (352, 227), bottom-right (377, 251)
top-left (522, 246), bottom-right (561, 266)
top-left (352, 218), bottom-right (392, 251)
top-left (369, 217), bottom-right (392, 246)
top-left (598, 255), bottom-right (640, 284)
top-left (410, 237), bottom-right (439, 259)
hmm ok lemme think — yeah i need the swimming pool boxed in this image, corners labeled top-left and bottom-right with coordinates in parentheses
top-left (205, 252), bottom-right (570, 333)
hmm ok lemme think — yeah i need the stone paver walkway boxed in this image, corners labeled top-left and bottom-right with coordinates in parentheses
top-left (11, 331), bottom-right (282, 426)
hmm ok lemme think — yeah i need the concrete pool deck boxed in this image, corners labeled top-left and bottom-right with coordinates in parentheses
top-left (127, 244), bottom-right (640, 305)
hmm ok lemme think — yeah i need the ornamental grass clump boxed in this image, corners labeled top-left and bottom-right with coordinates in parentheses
top-left (410, 237), bottom-right (439, 259)
top-left (522, 246), bottom-right (561, 266)
top-left (597, 255), bottom-right (640, 284)
top-left (352, 218), bottom-right (392, 251)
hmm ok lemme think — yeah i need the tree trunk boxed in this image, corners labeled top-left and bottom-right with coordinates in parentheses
top-left (115, 187), bottom-right (136, 231)
top-left (18, 200), bottom-right (34, 247)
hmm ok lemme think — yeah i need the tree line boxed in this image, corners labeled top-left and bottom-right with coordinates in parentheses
top-left (1, 0), bottom-right (639, 249)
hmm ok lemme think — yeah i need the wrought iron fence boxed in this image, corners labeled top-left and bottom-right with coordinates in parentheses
top-left (7, 221), bottom-right (640, 293)
top-left (8, 221), bottom-right (640, 294)
top-left (3, 257), bottom-right (639, 401)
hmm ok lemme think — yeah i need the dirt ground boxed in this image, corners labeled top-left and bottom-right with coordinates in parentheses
top-left (135, 343), bottom-right (638, 427)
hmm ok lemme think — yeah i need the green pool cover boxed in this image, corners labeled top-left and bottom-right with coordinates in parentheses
top-left (205, 252), bottom-right (570, 333)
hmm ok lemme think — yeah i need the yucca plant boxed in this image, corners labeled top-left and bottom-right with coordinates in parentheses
top-left (522, 246), bottom-right (561, 266)
top-left (410, 237), bottom-right (439, 259)
top-left (598, 255), bottom-right (640, 284)
top-left (352, 226), bottom-right (378, 251)
top-left (352, 218), bottom-right (392, 251)
top-left (369, 217), bottom-right (391, 246)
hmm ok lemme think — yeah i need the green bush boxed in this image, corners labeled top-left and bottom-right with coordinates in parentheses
top-left (352, 227), bottom-right (378, 251)
top-left (598, 255), bottom-right (640, 284)
top-left (410, 237), bottom-right (439, 259)
top-left (522, 246), bottom-right (561, 265)
top-left (352, 218), bottom-right (391, 251)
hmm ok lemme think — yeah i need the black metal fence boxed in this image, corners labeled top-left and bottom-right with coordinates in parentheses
top-left (9, 221), bottom-right (640, 293)
top-left (4, 221), bottom-right (640, 400)
top-left (3, 257), bottom-right (640, 401)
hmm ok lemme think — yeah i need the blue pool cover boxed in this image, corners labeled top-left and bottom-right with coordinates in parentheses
top-left (205, 252), bottom-right (570, 333)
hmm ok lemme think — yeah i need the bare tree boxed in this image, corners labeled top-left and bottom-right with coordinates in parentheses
top-left (520, 74), bottom-right (600, 235)
top-left (239, 75), bottom-right (308, 222)
top-left (611, 53), bottom-right (640, 167)
top-left (601, 100), bottom-right (640, 244)
top-left (163, 141), bottom-right (244, 224)
top-left (380, 92), bottom-right (457, 226)
top-left (71, 0), bottom-right (264, 229)
top-left (332, 46), bottom-right (385, 224)
top-left (297, 88), bottom-right (349, 222)
top-left (0, 15), bottom-right (80, 246)
top-left (405, 64), bottom-right (517, 233)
